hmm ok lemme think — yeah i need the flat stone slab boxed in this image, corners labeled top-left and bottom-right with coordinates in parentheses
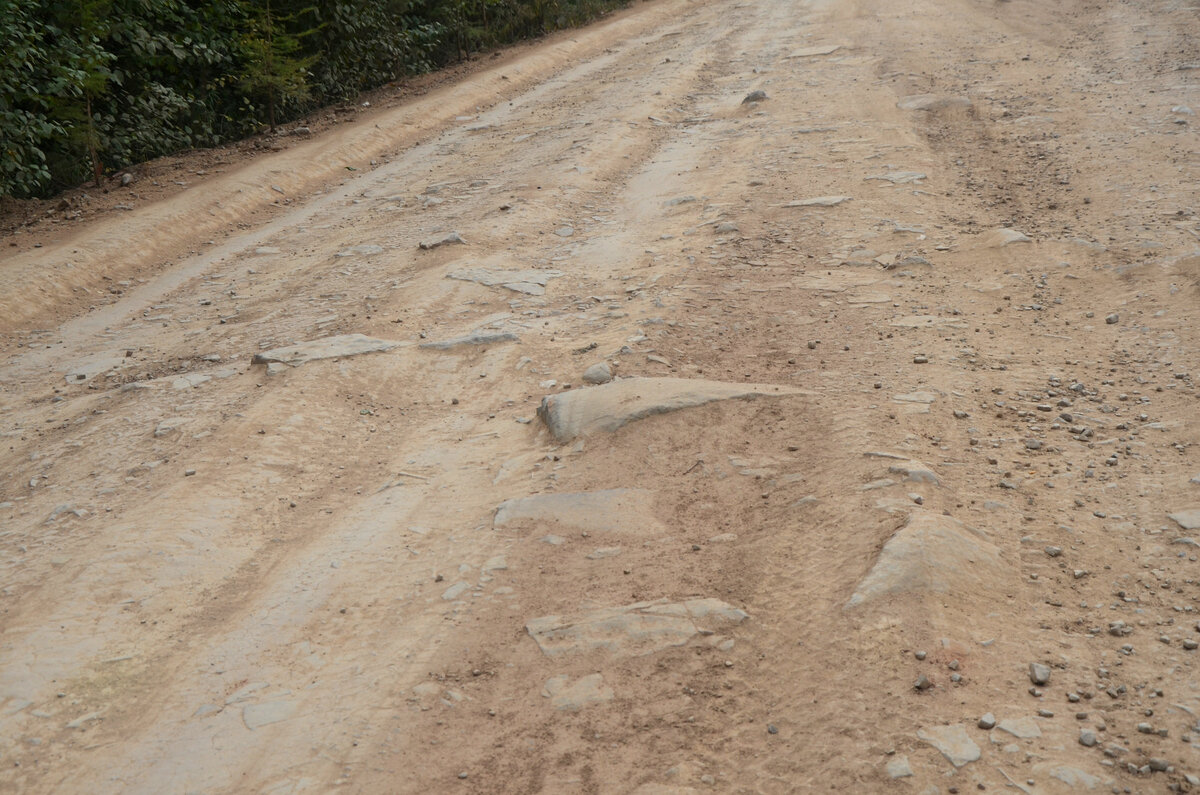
top-left (974, 228), bottom-right (1032, 248)
top-left (995, 717), bottom-right (1041, 739)
top-left (538, 377), bottom-right (803, 442)
top-left (897, 94), bottom-right (972, 111)
top-left (918, 724), bottom-right (980, 767)
top-left (1168, 509), bottom-right (1200, 531)
top-left (847, 511), bottom-right (1005, 607)
top-left (252, 334), bottom-right (400, 367)
top-left (865, 171), bottom-right (927, 184)
top-left (419, 231), bottom-right (465, 250)
top-left (335, 244), bottom-right (384, 257)
top-left (787, 44), bottom-right (843, 57)
top-left (542, 673), bottom-right (614, 710)
top-left (447, 266), bottom-right (563, 296)
top-left (782, 196), bottom-right (851, 207)
top-left (419, 331), bottom-right (518, 350)
top-left (494, 488), bottom-right (660, 533)
top-left (242, 700), bottom-right (296, 730)
top-left (526, 598), bottom-right (749, 658)
top-left (888, 460), bottom-right (940, 485)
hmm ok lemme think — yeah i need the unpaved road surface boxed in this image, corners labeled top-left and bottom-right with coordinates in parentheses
top-left (3, 0), bottom-right (1200, 792)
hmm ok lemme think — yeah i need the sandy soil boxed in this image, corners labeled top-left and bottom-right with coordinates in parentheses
top-left (1, 0), bottom-right (1199, 792)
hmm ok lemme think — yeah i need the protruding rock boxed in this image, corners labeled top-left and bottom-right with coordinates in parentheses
top-left (494, 489), bottom-right (660, 534)
top-left (419, 231), bottom-right (465, 250)
top-left (537, 377), bottom-right (804, 442)
top-left (582, 362), bottom-right (613, 384)
top-left (1029, 662), bottom-right (1051, 685)
top-left (917, 724), bottom-right (980, 767)
top-left (847, 511), bottom-right (1006, 607)
top-left (783, 196), bottom-right (851, 207)
top-left (252, 334), bottom-right (401, 367)
top-left (525, 598), bottom-right (748, 658)
top-left (419, 331), bottom-right (518, 350)
top-left (742, 90), bottom-right (768, 104)
top-left (974, 228), bottom-right (1032, 248)
top-left (447, 266), bottom-right (562, 296)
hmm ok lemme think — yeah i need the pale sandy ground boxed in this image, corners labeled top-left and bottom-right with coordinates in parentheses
top-left (2, 0), bottom-right (1199, 792)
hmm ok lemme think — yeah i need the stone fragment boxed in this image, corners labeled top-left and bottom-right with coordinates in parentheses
top-left (978, 713), bottom-right (996, 730)
top-left (1168, 509), bottom-right (1200, 531)
top-left (419, 232), bottom-right (465, 250)
top-left (917, 724), bottom-right (980, 767)
top-left (787, 44), bottom-right (843, 57)
top-left (446, 266), bottom-right (563, 296)
top-left (242, 701), bottom-right (296, 729)
top-left (888, 460), bottom-right (940, 485)
top-left (886, 756), bottom-right (913, 778)
top-left (847, 511), bottom-right (1006, 607)
top-left (1029, 662), bottom-right (1051, 685)
top-left (583, 362), bottom-right (613, 385)
top-left (525, 598), bottom-right (748, 658)
top-left (252, 334), bottom-right (400, 367)
top-left (975, 228), bottom-right (1032, 247)
top-left (335, 244), bottom-right (384, 257)
top-left (494, 489), bottom-right (660, 533)
top-left (995, 717), bottom-right (1041, 739)
top-left (419, 331), bottom-right (518, 350)
top-left (742, 90), bottom-right (768, 104)
top-left (783, 196), bottom-right (851, 207)
top-left (537, 377), bottom-right (803, 442)
top-left (865, 171), bottom-right (927, 184)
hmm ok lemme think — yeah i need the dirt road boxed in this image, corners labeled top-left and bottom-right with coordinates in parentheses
top-left (2, 0), bottom-right (1199, 791)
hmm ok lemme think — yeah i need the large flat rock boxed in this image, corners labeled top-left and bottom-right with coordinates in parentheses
top-left (538, 377), bottom-right (803, 442)
top-left (526, 598), bottom-right (749, 658)
top-left (1168, 509), bottom-right (1200, 531)
top-left (847, 511), bottom-right (1006, 607)
top-left (251, 334), bottom-right (401, 367)
top-left (917, 724), bottom-right (980, 767)
top-left (494, 488), bottom-right (661, 533)
top-left (447, 266), bottom-right (563, 296)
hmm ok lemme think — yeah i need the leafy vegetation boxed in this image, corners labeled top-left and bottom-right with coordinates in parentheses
top-left (0, 0), bottom-right (634, 198)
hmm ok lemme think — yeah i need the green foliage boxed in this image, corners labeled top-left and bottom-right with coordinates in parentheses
top-left (0, 0), bottom-right (636, 199)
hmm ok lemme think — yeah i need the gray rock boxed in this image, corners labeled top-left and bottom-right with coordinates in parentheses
top-left (1029, 662), bottom-right (1051, 685)
top-left (542, 673), bottom-right (613, 710)
top-left (418, 231), bottom-right (465, 250)
top-left (335, 244), bottom-right (384, 257)
top-left (252, 334), bottom-right (400, 367)
top-left (442, 581), bottom-right (470, 600)
top-left (446, 266), bottom-right (563, 296)
top-left (742, 90), bottom-right (768, 104)
top-left (975, 228), bottom-right (1032, 247)
top-left (582, 362), bottom-right (613, 385)
top-left (1105, 313), bottom-right (1119, 325)
top-left (1168, 509), bottom-right (1200, 531)
top-left (995, 717), bottom-right (1041, 739)
top-left (787, 44), bottom-right (843, 57)
top-left (1079, 729), bottom-right (1098, 747)
top-left (525, 597), bottom-right (748, 658)
top-left (783, 196), bottom-right (851, 207)
top-left (978, 713), bottom-right (996, 730)
top-left (586, 546), bottom-right (621, 559)
top-left (865, 171), bottom-right (926, 184)
top-left (1038, 764), bottom-right (1106, 790)
top-left (554, 226), bottom-right (575, 237)
top-left (847, 511), bottom-right (1006, 607)
top-left (242, 701), bottom-right (296, 729)
top-left (917, 724), bottom-right (980, 767)
top-left (537, 377), bottom-right (804, 443)
top-left (494, 489), bottom-right (660, 534)
top-left (714, 222), bottom-right (740, 234)
top-left (419, 331), bottom-right (518, 350)
top-left (897, 94), bottom-right (972, 111)
top-left (886, 756), bottom-right (913, 778)
top-left (887, 460), bottom-right (940, 485)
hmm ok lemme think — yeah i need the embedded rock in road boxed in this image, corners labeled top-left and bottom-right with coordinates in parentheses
top-left (525, 598), bottom-right (749, 658)
top-left (251, 334), bottom-right (401, 367)
top-left (446, 266), bottom-right (563, 296)
top-left (786, 44), bottom-right (843, 57)
top-left (542, 673), bottom-right (614, 710)
top-left (242, 701), bottom-right (296, 730)
top-left (494, 488), bottom-right (661, 534)
top-left (1168, 509), bottom-right (1200, 531)
top-left (537, 377), bottom-right (803, 442)
top-left (335, 244), bottom-right (385, 257)
top-left (917, 724), bottom-right (980, 767)
top-left (783, 196), bottom-right (851, 207)
top-left (865, 171), bottom-right (927, 184)
top-left (847, 511), bottom-right (1006, 607)
top-left (419, 331), bottom-right (518, 350)
top-left (974, 228), bottom-right (1032, 248)
top-left (418, 231), bottom-right (465, 250)
top-left (897, 94), bottom-right (972, 111)
top-left (888, 460), bottom-right (941, 485)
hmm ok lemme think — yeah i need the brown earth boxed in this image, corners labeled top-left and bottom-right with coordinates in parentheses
top-left (1, 0), bottom-right (1199, 793)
